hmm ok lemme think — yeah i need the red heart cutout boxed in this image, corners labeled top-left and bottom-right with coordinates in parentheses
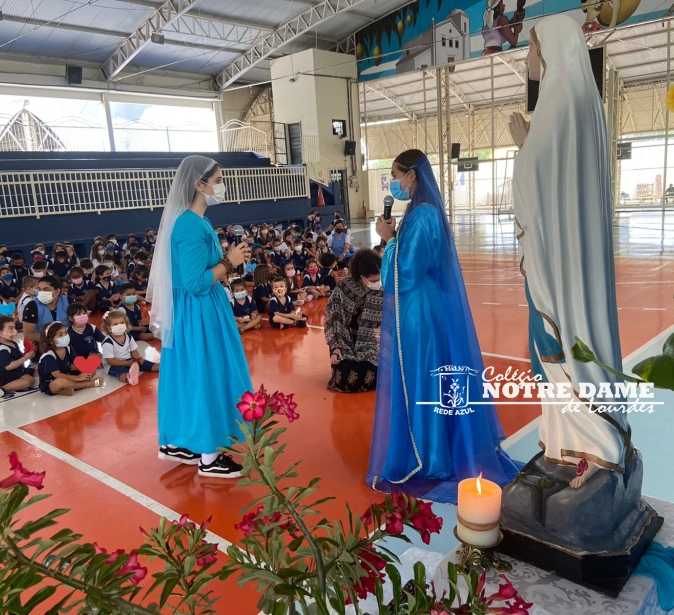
top-left (74, 355), bottom-right (102, 373)
top-left (23, 338), bottom-right (36, 352)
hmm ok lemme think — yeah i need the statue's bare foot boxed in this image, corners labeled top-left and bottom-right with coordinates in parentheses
top-left (569, 461), bottom-right (600, 489)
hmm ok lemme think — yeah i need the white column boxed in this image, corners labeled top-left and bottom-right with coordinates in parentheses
top-left (101, 93), bottom-right (116, 152)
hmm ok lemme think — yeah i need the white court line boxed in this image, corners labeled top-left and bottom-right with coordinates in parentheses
top-left (651, 263), bottom-right (670, 271)
top-left (643, 308), bottom-right (667, 311)
top-left (10, 428), bottom-right (233, 553)
top-left (482, 302), bottom-right (501, 305)
top-left (482, 352), bottom-right (530, 363)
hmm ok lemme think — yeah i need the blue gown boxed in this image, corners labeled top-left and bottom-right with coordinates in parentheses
top-left (157, 210), bottom-right (252, 454)
top-left (366, 203), bottom-right (520, 503)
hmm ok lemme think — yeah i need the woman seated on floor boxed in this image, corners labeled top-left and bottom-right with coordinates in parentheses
top-left (324, 248), bottom-right (384, 393)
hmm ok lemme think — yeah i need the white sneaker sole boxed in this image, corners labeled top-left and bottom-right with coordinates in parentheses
top-left (197, 468), bottom-right (242, 479)
top-left (157, 451), bottom-right (200, 466)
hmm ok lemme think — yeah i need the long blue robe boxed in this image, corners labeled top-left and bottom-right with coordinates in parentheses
top-left (157, 210), bottom-right (251, 453)
top-left (367, 203), bottom-right (520, 503)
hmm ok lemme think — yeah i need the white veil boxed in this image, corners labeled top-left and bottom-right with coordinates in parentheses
top-left (147, 155), bottom-right (218, 348)
top-left (483, 0), bottom-right (499, 29)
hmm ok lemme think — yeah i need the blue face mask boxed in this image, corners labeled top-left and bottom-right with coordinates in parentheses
top-left (390, 170), bottom-right (412, 201)
top-left (1, 274), bottom-right (12, 282)
top-left (124, 295), bottom-right (137, 304)
top-left (56, 334), bottom-right (70, 348)
top-left (234, 291), bottom-right (248, 300)
top-left (0, 303), bottom-right (15, 316)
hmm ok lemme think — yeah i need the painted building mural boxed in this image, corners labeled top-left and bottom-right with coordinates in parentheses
top-left (355, 0), bottom-right (673, 82)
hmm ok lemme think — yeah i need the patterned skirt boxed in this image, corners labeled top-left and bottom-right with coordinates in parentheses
top-left (328, 360), bottom-right (378, 393)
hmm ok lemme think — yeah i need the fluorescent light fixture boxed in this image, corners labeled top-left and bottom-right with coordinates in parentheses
top-left (151, 33), bottom-right (165, 44)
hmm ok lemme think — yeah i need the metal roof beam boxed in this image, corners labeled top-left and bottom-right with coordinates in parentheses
top-left (496, 54), bottom-right (526, 85)
top-left (0, 13), bottom-right (129, 38)
top-left (218, 0), bottom-right (368, 91)
top-left (363, 82), bottom-right (417, 121)
top-left (284, 0), bottom-right (372, 20)
top-left (104, 0), bottom-right (202, 81)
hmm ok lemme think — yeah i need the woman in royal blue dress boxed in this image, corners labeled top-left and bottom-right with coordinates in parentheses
top-left (367, 149), bottom-right (520, 503)
top-left (148, 155), bottom-right (251, 479)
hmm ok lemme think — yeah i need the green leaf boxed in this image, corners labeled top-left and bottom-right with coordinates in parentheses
top-left (663, 333), bottom-right (674, 357)
top-left (273, 583), bottom-right (302, 596)
top-left (0, 484), bottom-right (29, 526)
top-left (633, 354), bottom-right (674, 390)
top-left (22, 585), bottom-right (58, 612)
top-left (571, 338), bottom-right (596, 363)
top-left (413, 561), bottom-right (426, 591)
top-left (386, 564), bottom-right (402, 613)
top-left (44, 591), bottom-right (75, 615)
top-left (159, 576), bottom-right (180, 607)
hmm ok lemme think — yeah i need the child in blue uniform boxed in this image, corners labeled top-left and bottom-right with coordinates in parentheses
top-left (318, 253), bottom-right (338, 291)
top-left (302, 259), bottom-right (331, 298)
top-left (48, 250), bottom-right (71, 279)
top-left (100, 310), bottom-right (158, 386)
top-left (268, 277), bottom-right (307, 329)
top-left (80, 259), bottom-right (95, 282)
top-left (38, 321), bottom-right (100, 396)
top-left (9, 253), bottom-right (31, 286)
top-left (282, 261), bottom-right (308, 303)
top-left (252, 265), bottom-right (272, 313)
top-left (118, 284), bottom-right (154, 341)
top-left (230, 279), bottom-right (262, 334)
top-left (95, 265), bottom-right (121, 312)
top-left (0, 266), bottom-right (19, 303)
top-left (0, 316), bottom-right (35, 393)
top-left (130, 265), bottom-right (150, 303)
top-left (291, 239), bottom-right (310, 275)
top-left (66, 303), bottom-right (104, 360)
top-left (68, 266), bottom-right (97, 312)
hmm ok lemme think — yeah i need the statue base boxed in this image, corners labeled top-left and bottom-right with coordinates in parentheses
top-left (497, 449), bottom-right (663, 597)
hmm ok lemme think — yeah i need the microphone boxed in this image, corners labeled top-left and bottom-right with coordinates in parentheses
top-left (232, 225), bottom-right (245, 276)
top-left (380, 195), bottom-right (395, 247)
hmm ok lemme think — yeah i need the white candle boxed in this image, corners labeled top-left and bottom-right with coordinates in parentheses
top-left (456, 474), bottom-right (502, 547)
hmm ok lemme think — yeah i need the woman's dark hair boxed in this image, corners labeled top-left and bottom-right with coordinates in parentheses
top-left (349, 248), bottom-right (382, 279)
top-left (253, 264), bottom-right (271, 287)
top-left (0, 315), bottom-right (14, 333)
top-left (199, 163), bottom-right (221, 184)
top-left (393, 149), bottom-right (426, 173)
top-left (38, 275), bottom-right (61, 291)
top-left (66, 302), bottom-right (87, 318)
top-left (94, 264), bottom-right (110, 281)
top-left (40, 321), bottom-right (67, 354)
top-left (134, 265), bottom-right (150, 278)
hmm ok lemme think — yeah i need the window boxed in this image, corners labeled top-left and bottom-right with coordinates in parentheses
top-left (455, 40), bottom-right (459, 48)
top-left (332, 119), bottom-right (347, 137)
top-left (442, 37), bottom-right (447, 47)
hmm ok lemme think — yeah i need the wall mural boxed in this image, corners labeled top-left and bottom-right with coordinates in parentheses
top-left (355, 0), bottom-right (671, 82)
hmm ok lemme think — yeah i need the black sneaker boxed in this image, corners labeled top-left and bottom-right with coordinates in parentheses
top-left (158, 445), bottom-right (200, 465)
top-left (198, 454), bottom-right (243, 479)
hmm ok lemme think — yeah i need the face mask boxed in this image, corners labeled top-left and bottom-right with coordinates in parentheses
top-left (274, 246), bottom-right (281, 252)
top-left (335, 228), bottom-right (344, 234)
top-left (286, 269), bottom-right (296, 277)
top-left (111, 324), bottom-right (127, 336)
top-left (84, 269), bottom-right (93, 275)
top-left (274, 287), bottom-right (286, 297)
top-left (0, 259), bottom-right (6, 266)
top-left (252, 227), bottom-right (258, 233)
top-left (107, 247), bottom-right (115, 252)
top-left (124, 295), bottom-right (138, 304)
top-left (56, 334), bottom-right (70, 348)
top-left (292, 233), bottom-right (299, 238)
top-left (365, 279), bottom-right (382, 291)
top-left (34, 271), bottom-right (45, 278)
top-left (1, 274), bottom-right (12, 282)
top-left (102, 276), bottom-right (111, 282)
top-left (276, 226), bottom-right (282, 231)
top-left (390, 170), bottom-right (412, 201)
top-left (0, 303), bottom-right (15, 316)
top-left (202, 181), bottom-right (226, 206)
top-left (309, 267), bottom-right (319, 275)
top-left (148, 233), bottom-right (155, 239)
top-left (73, 314), bottom-right (89, 326)
top-left (234, 291), bottom-right (248, 300)
top-left (71, 277), bottom-right (83, 285)
top-left (98, 250), bottom-right (105, 256)
top-left (295, 246), bottom-right (302, 253)
top-left (111, 239), bottom-right (118, 245)
top-left (37, 290), bottom-right (55, 304)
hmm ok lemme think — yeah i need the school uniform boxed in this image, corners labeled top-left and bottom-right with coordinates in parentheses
top-left (0, 282), bottom-right (19, 301)
top-left (268, 250), bottom-right (286, 269)
top-left (286, 277), bottom-right (302, 300)
top-left (101, 333), bottom-right (155, 378)
top-left (126, 262), bottom-right (137, 279)
top-left (119, 303), bottom-right (148, 340)
top-left (303, 273), bottom-right (322, 291)
top-left (49, 259), bottom-right (71, 279)
top-left (10, 265), bottom-right (31, 285)
top-left (267, 295), bottom-right (297, 329)
top-left (318, 268), bottom-right (336, 291)
top-left (69, 280), bottom-right (96, 300)
top-left (142, 240), bottom-right (156, 253)
top-left (134, 279), bottom-right (148, 294)
top-left (82, 271), bottom-right (94, 283)
top-left (16, 293), bottom-right (33, 323)
top-left (253, 283), bottom-right (271, 313)
top-left (38, 347), bottom-right (77, 395)
top-left (0, 340), bottom-right (34, 388)
top-left (291, 250), bottom-right (309, 274)
top-left (95, 281), bottom-right (118, 311)
top-left (231, 296), bottom-right (257, 319)
top-left (68, 324), bottom-right (105, 358)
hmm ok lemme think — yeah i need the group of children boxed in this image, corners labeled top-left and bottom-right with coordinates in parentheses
top-left (0, 212), bottom-right (358, 394)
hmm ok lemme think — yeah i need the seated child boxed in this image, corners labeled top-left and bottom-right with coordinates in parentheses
top-left (68, 266), bottom-right (97, 311)
top-left (302, 259), bottom-right (331, 297)
top-left (252, 265), bottom-right (272, 314)
top-left (118, 284), bottom-right (154, 341)
top-left (38, 321), bottom-right (101, 396)
top-left (0, 315), bottom-right (35, 394)
top-left (242, 254), bottom-right (257, 283)
top-left (67, 303), bottom-right (104, 359)
top-left (282, 261), bottom-right (308, 303)
top-left (0, 265), bottom-right (19, 303)
top-left (230, 279), bottom-right (262, 334)
top-left (80, 259), bottom-right (95, 283)
top-left (95, 265), bottom-right (121, 311)
top-left (10, 253), bottom-right (31, 286)
top-left (268, 238), bottom-right (285, 275)
top-left (31, 260), bottom-right (48, 279)
top-left (318, 253), bottom-right (338, 291)
top-left (16, 276), bottom-right (38, 327)
top-left (130, 265), bottom-right (150, 302)
top-left (291, 239), bottom-right (310, 275)
top-left (268, 277), bottom-right (307, 330)
top-left (303, 232), bottom-right (317, 259)
top-left (100, 310), bottom-right (158, 386)
top-left (48, 250), bottom-right (71, 279)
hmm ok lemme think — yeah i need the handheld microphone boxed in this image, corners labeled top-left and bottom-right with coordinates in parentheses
top-left (380, 195), bottom-right (395, 246)
top-left (232, 225), bottom-right (245, 276)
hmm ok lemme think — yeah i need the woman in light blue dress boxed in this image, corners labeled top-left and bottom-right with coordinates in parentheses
top-left (367, 149), bottom-right (520, 503)
top-left (148, 155), bottom-right (251, 479)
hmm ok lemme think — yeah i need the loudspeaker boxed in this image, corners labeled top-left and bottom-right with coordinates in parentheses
top-left (451, 143), bottom-right (461, 159)
top-left (66, 65), bottom-right (82, 85)
top-left (344, 140), bottom-right (356, 156)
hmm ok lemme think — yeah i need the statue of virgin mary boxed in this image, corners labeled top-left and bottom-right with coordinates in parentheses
top-left (510, 14), bottom-right (631, 488)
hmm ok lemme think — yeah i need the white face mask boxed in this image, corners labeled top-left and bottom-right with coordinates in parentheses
top-left (37, 290), bottom-right (55, 304)
top-left (365, 279), bottom-right (382, 291)
top-left (295, 246), bottom-right (302, 253)
top-left (111, 323), bottom-right (127, 336)
top-left (202, 181), bottom-right (226, 206)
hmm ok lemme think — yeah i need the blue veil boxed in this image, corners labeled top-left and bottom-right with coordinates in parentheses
top-left (366, 155), bottom-right (521, 503)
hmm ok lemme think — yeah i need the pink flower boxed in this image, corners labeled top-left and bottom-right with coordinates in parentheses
top-left (93, 542), bottom-right (107, 555)
top-left (118, 553), bottom-right (147, 585)
top-left (0, 452), bottom-right (45, 490)
top-left (410, 501), bottom-right (443, 544)
top-left (196, 544), bottom-right (218, 567)
top-left (172, 514), bottom-right (196, 529)
top-left (385, 511), bottom-right (404, 535)
top-left (200, 515), bottom-right (213, 531)
top-left (360, 507), bottom-right (374, 527)
top-left (236, 389), bottom-right (267, 422)
top-left (268, 392), bottom-right (300, 423)
top-left (576, 458), bottom-right (589, 477)
top-left (488, 575), bottom-right (518, 600)
top-left (234, 506), bottom-right (264, 536)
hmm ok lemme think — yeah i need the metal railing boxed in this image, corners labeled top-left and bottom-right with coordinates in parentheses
top-left (0, 166), bottom-right (309, 218)
top-left (302, 135), bottom-right (340, 187)
top-left (221, 120), bottom-right (268, 157)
